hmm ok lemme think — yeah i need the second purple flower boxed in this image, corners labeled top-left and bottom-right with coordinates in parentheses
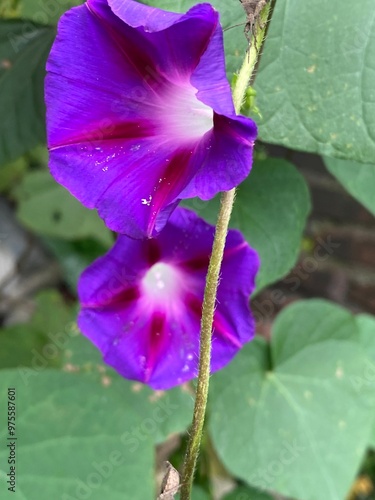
top-left (78, 208), bottom-right (259, 389)
top-left (46, 0), bottom-right (257, 239)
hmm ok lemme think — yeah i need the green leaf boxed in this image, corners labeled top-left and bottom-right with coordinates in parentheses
top-left (356, 314), bottom-right (375, 358)
top-left (354, 314), bottom-right (375, 449)
top-left (209, 300), bottom-right (375, 500)
top-left (43, 236), bottom-right (109, 292)
top-left (0, 290), bottom-right (75, 370)
top-left (0, 324), bottom-right (48, 370)
top-left (0, 156), bottom-right (28, 192)
top-left (14, 171), bottom-right (113, 246)
top-left (32, 290), bottom-right (75, 334)
top-left (183, 158), bottom-right (311, 292)
top-left (19, 0), bottom-right (84, 24)
top-left (61, 331), bottom-right (194, 445)
top-left (254, 0), bottom-right (375, 164)
top-left (324, 157), bottom-right (375, 216)
top-left (0, 0), bottom-right (17, 18)
top-left (0, 370), bottom-right (154, 499)
top-left (0, 21), bottom-right (55, 165)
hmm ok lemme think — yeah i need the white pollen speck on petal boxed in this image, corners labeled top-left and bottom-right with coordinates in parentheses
top-left (141, 195), bottom-right (152, 206)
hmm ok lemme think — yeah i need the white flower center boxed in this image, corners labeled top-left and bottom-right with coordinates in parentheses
top-left (161, 85), bottom-right (214, 142)
top-left (142, 262), bottom-right (180, 301)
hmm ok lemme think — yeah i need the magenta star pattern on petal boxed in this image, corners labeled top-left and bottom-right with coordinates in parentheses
top-left (46, 0), bottom-right (257, 238)
top-left (78, 208), bottom-right (259, 389)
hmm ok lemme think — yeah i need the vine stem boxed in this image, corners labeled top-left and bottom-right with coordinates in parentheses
top-left (180, 5), bottom-right (271, 500)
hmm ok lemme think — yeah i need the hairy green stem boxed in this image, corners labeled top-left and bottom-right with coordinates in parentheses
top-left (180, 6), bottom-right (271, 500)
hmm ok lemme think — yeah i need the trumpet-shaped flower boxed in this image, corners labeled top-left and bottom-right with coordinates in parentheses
top-left (78, 208), bottom-right (259, 389)
top-left (46, 0), bottom-right (257, 238)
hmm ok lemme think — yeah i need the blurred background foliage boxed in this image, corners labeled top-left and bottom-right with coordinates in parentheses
top-left (0, 0), bottom-right (375, 499)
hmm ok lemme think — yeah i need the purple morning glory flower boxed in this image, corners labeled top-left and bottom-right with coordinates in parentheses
top-left (46, 0), bottom-right (257, 239)
top-left (78, 208), bottom-right (259, 389)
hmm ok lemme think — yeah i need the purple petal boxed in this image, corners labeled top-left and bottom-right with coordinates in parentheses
top-left (191, 22), bottom-right (235, 116)
top-left (78, 208), bottom-right (260, 389)
top-left (212, 230), bottom-right (259, 370)
top-left (50, 137), bottom-right (203, 238)
top-left (107, 0), bottom-right (184, 31)
top-left (108, 0), bottom-right (235, 115)
top-left (46, 2), bottom-right (162, 149)
top-left (180, 114), bottom-right (257, 200)
top-left (110, 1), bottom-right (219, 81)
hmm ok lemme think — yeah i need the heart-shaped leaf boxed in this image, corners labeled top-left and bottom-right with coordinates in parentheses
top-left (210, 300), bottom-right (375, 500)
